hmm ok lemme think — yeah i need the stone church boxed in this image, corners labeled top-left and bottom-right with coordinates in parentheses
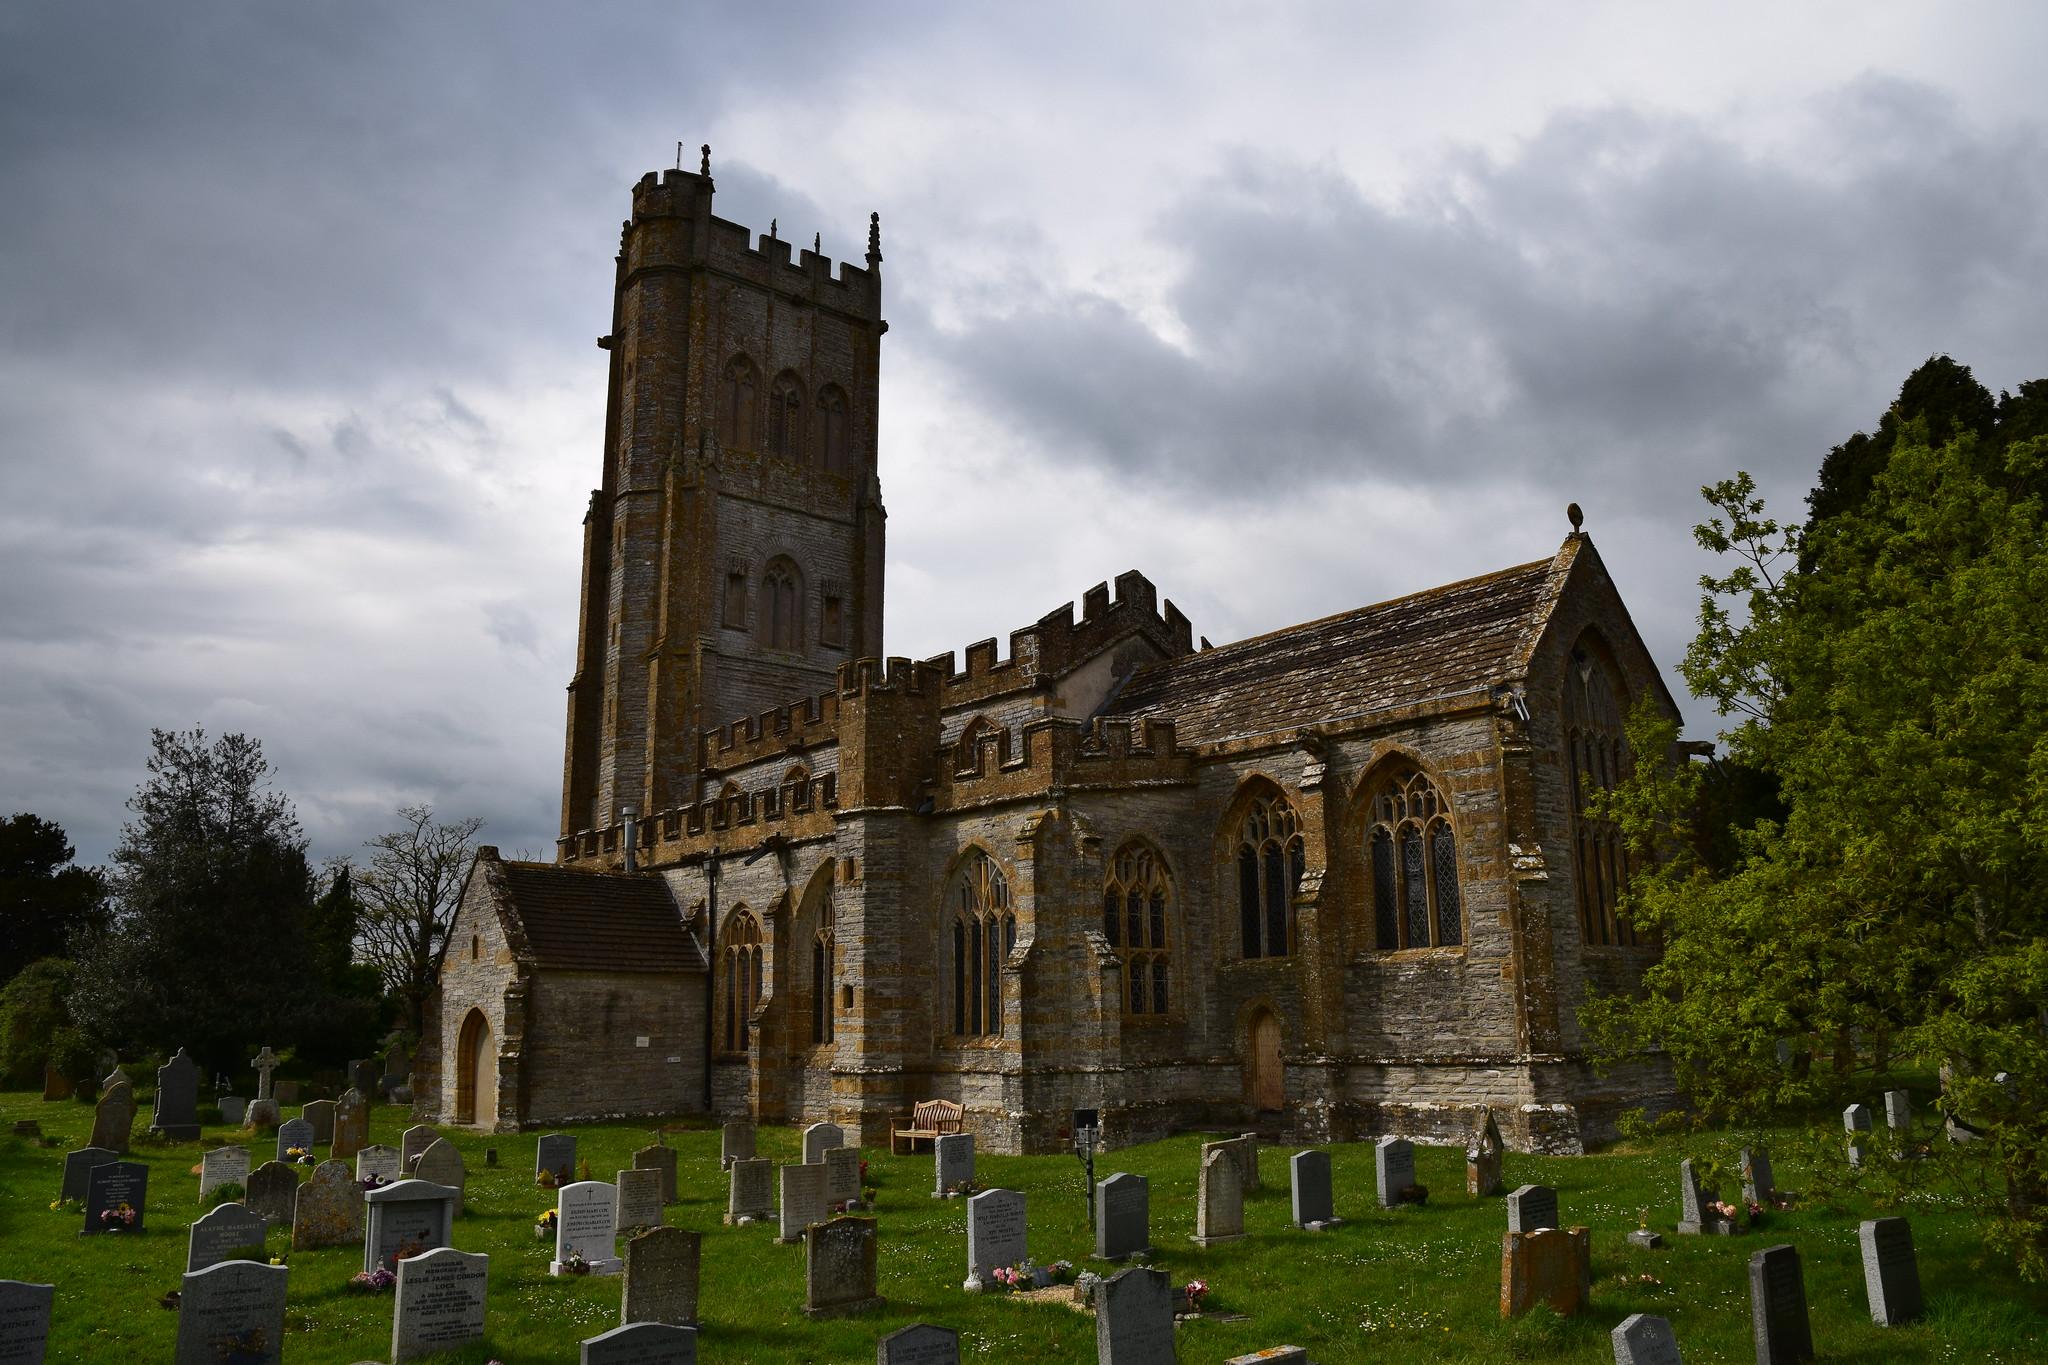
top-left (417, 157), bottom-right (1680, 1153)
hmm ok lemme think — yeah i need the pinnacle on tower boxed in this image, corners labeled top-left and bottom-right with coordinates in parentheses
top-left (867, 211), bottom-right (883, 266)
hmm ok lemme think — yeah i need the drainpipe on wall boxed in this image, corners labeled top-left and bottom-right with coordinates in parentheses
top-left (620, 803), bottom-right (639, 874)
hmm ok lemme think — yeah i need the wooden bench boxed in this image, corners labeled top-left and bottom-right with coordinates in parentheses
top-left (890, 1099), bottom-right (965, 1154)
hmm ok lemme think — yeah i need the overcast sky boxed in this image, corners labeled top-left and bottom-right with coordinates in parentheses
top-left (4, 3), bottom-right (2046, 870)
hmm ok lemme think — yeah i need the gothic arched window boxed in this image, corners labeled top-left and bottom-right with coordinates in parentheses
top-left (760, 557), bottom-right (803, 650)
top-left (718, 910), bottom-right (763, 1055)
top-left (1103, 842), bottom-right (1172, 1016)
top-left (811, 904), bottom-right (836, 1046)
top-left (816, 385), bottom-right (849, 473)
top-left (1235, 792), bottom-right (1303, 959)
top-left (948, 850), bottom-right (1014, 1039)
top-left (1366, 768), bottom-right (1462, 949)
top-left (768, 371), bottom-right (805, 460)
top-left (720, 355), bottom-right (758, 450)
top-left (1566, 638), bottom-right (1636, 946)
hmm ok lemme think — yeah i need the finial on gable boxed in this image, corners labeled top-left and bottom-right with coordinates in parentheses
top-left (700, 143), bottom-right (711, 176)
top-left (814, 232), bottom-right (821, 254)
top-left (867, 212), bottom-right (882, 266)
top-left (1567, 502), bottom-right (1584, 534)
top-left (769, 218), bottom-right (777, 239)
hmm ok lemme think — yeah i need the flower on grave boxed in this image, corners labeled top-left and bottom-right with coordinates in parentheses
top-left (360, 1173), bottom-right (386, 1191)
top-left (537, 1169), bottom-right (557, 1189)
top-left (990, 1264), bottom-right (1024, 1291)
top-left (219, 1327), bottom-right (268, 1365)
top-left (268, 1254), bottom-right (287, 1266)
top-left (859, 1158), bottom-right (870, 1179)
top-left (1711, 1199), bottom-right (1739, 1220)
top-left (562, 1250), bottom-right (590, 1275)
top-left (537, 1208), bottom-right (558, 1228)
top-left (100, 1202), bottom-right (137, 1229)
top-left (1047, 1259), bottom-right (1075, 1284)
top-left (348, 1267), bottom-right (396, 1293)
top-left (1637, 1208), bottom-right (1650, 1230)
top-left (1183, 1279), bottom-right (1210, 1310)
top-left (862, 1185), bottom-right (878, 1203)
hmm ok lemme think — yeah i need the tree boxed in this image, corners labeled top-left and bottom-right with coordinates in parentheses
top-left (0, 957), bottom-right (94, 1087)
top-left (0, 813), bottom-right (109, 985)
top-left (356, 804), bottom-right (483, 1037)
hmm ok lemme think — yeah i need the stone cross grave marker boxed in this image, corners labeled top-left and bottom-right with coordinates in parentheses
top-left (1375, 1136), bottom-right (1417, 1208)
top-left (1748, 1243), bottom-right (1815, 1365)
top-left (363, 1178), bottom-right (459, 1273)
top-left (1676, 1159), bottom-right (1732, 1235)
top-left (725, 1157), bottom-right (773, 1225)
top-left (218, 1096), bottom-right (247, 1127)
top-left (1741, 1147), bottom-right (1776, 1206)
top-left (581, 1321), bottom-right (698, 1365)
top-left (1094, 1172), bottom-right (1150, 1260)
top-left (413, 1138), bottom-right (467, 1215)
top-left (720, 1121), bottom-right (754, 1170)
top-left (82, 1159), bottom-right (148, 1236)
top-left (964, 1188), bottom-right (1026, 1290)
top-left (400, 1124), bottom-right (440, 1173)
top-left (187, 1202), bottom-right (268, 1273)
top-left (877, 1323), bottom-right (961, 1365)
top-left (357, 1144), bottom-right (402, 1185)
top-left (1194, 1147), bottom-right (1245, 1245)
top-left (1468, 1108), bottom-right (1506, 1196)
top-left (1844, 1103), bottom-right (1872, 1168)
top-left (555, 1180), bottom-right (623, 1276)
top-left (331, 1087), bottom-right (368, 1161)
top-left (825, 1146), bottom-right (862, 1206)
top-left (1884, 1090), bottom-right (1912, 1131)
top-left (275, 1117), bottom-right (315, 1165)
top-left (622, 1225), bottom-right (701, 1327)
top-left (58, 1145), bottom-right (115, 1203)
top-left (803, 1216), bottom-right (881, 1318)
top-left (88, 1078), bottom-right (135, 1154)
top-left (779, 1162), bottom-right (831, 1243)
top-left (292, 1160), bottom-right (363, 1250)
top-left (392, 1246), bottom-right (488, 1364)
top-left (173, 1259), bottom-right (287, 1365)
top-left (1859, 1216), bottom-right (1922, 1326)
top-left (152, 1048), bottom-right (201, 1140)
top-left (1500, 1226), bottom-right (1592, 1318)
top-left (934, 1132), bottom-right (973, 1197)
top-left (1508, 1184), bottom-right (1560, 1234)
top-left (1612, 1312), bottom-right (1684, 1365)
top-left (802, 1121), bottom-right (846, 1165)
top-left (537, 1133), bottom-right (577, 1185)
top-left (246, 1045), bottom-right (280, 1130)
top-left (244, 1160), bottom-right (299, 1228)
top-left (1290, 1149), bottom-right (1337, 1228)
top-left (300, 1099), bottom-right (335, 1145)
top-left (200, 1146), bottom-right (250, 1202)
top-left (0, 1280), bottom-right (53, 1365)
top-left (617, 1167), bottom-right (665, 1232)
top-left (1095, 1265), bottom-right (1174, 1365)
top-left (634, 1144), bottom-right (678, 1205)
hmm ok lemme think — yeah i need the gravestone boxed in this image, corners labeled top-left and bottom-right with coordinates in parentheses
top-left (802, 1121), bottom-right (846, 1165)
top-left (1468, 1108), bottom-right (1506, 1197)
top-left (934, 1132), bottom-right (974, 1196)
top-left (244, 1161), bottom-right (299, 1228)
top-left (218, 1096), bottom-right (247, 1127)
top-left (1844, 1103), bottom-right (1872, 1168)
top-left (634, 1144), bottom-right (678, 1205)
top-left (173, 1259), bottom-right (287, 1365)
top-left (554, 1180), bottom-right (623, 1276)
top-left (42, 1062), bottom-right (72, 1101)
top-left (1676, 1159), bottom-right (1732, 1235)
top-left (382, 1039), bottom-right (411, 1098)
top-left (825, 1146), bottom-right (862, 1205)
top-left (201, 1146), bottom-right (251, 1202)
top-left (1500, 1226), bottom-right (1592, 1318)
top-left (725, 1157), bottom-right (774, 1224)
top-left (1375, 1136), bottom-right (1417, 1208)
top-left (300, 1099), bottom-right (335, 1145)
top-left (413, 1137), bottom-right (467, 1214)
top-left (1507, 1184), bottom-right (1559, 1233)
top-left (1748, 1244), bottom-right (1815, 1364)
top-left (779, 1162), bottom-right (831, 1243)
top-left (617, 1167), bottom-right (665, 1232)
top-left (537, 1133), bottom-right (577, 1185)
top-left (1094, 1265), bottom-right (1174, 1365)
top-left (1223, 1351), bottom-right (1309, 1365)
top-left (803, 1216), bottom-right (881, 1318)
top-left (81, 1159), bottom-right (148, 1236)
top-left (1094, 1172), bottom-right (1150, 1260)
top-left (331, 1087), bottom-right (368, 1161)
top-left (275, 1117), bottom-right (315, 1164)
top-left (0, 1280), bottom-right (53, 1365)
top-left (1884, 1090), bottom-right (1911, 1131)
top-left (1741, 1147), bottom-right (1776, 1206)
top-left (964, 1188), bottom-right (1027, 1290)
top-left (186, 1202), bottom-right (268, 1273)
top-left (1290, 1149), bottom-right (1337, 1228)
top-left (1859, 1216), bottom-right (1922, 1326)
top-left (720, 1121), bottom-right (754, 1170)
top-left (400, 1124), bottom-right (440, 1172)
top-left (1612, 1312), bottom-right (1684, 1364)
top-left (348, 1057), bottom-right (379, 1096)
top-left (292, 1160), bottom-right (363, 1250)
top-left (877, 1323), bottom-right (960, 1365)
top-left (1193, 1147), bottom-right (1245, 1245)
top-left (582, 1321), bottom-right (698, 1365)
top-left (392, 1246), bottom-right (488, 1363)
top-left (88, 1078), bottom-right (135, 1154)
top-left (622, 1226), bottom-right (700, 1327)
top-left (152, 1048), bottom-right (201, 1140)
top-left (273, 1080), bottom-right (300, 1106)
top-left (58, 1145), bottom-right (115, 1203)
top-left (357, 1144), bottom-right (403, 1185)
top-left (1202, 1134), bottom-right (1260, 1193)
top-left (245, 1046), bottom-right (281, 1130)
top-left (363, 1178), bottom-right (459, 1272)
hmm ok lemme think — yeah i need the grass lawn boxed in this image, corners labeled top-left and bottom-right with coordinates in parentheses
top-left (4, 1090), bottom-right (2045, 1363)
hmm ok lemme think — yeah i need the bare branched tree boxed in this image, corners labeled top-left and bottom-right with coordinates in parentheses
top-left (356, 803), bottom-right (484, 1036)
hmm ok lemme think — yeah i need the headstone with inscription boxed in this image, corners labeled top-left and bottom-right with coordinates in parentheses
top-left (400, 1124), bottom-right (439, 1171)
top-left (392, 1246), bottom-right (488, 1363)
top-left (81, 1160), bottom-right (148, 1235)
top-left (934, 1132), bottom-right (974, 1197)
top-left (244, 1046), bottom-right (281, 1130)
top-left (1741, 1147), bottom-right (1776, 1206)
top-left (58, 1145), bottom-right (115, 1203)
top-left (1612, 1312), bottom-right (1684, 1364)
top-left (413, 1137), bottom-right (467, 1215)
top-left (877, 1323), bottom-right (960, 1365)
top-left (581, 1321), bottom-right (697, 1365)
top-left (554, 1180), bottom-right (623, 1276)
top-left (1290, 1149), bottom-right (1337, 1228)
top-left (1859, 1216), bottom-right (1922, 1326)
top-left (1094, 1172), bottom-right (1150, 1261)
top-left (617, 1167), bottom-right (665, 1232)
top-left (292, 1160), bottom-right (363, 1250)
top-left (634, 1144), bottom-right (678, 1205)
top-left (802, 1121), bottom-right (846, 1165)
top-left (201, 1146), bottom-right (251, 1202)
top-left (152, 1048), bottom-right (201, 1140)
top-left (1507, 1184), bottom-right (1559, 1233)
top-left (537, 1133), bottom-right (577, 1185)
top-left (825, 1146), bottom-right (862, 1205)
top-left (244, 1161), bottom-right (299, 1228)
top-left (218, 1096), bottom-right (247, 1127)
top-left (1884, 1089), bottom-right (1912, 1131)
top-left (1467, 1108), bottom-right (1506, 1196)
top-left (331, 1087), bottom-right (368, 1161)
top-left (1095, 1265), bottom-right (1174, 1365)
top-left (1748, 1243), bottom-right (1815, 1364)
top-left (357, 1144), bottom-right (403, 1185)
top-left (622, 1226), bottom-right (701, 1327)
top-left (779, 1162), bottom-right (831, 1243)
top-left (1194, 1147), bottom-right (1245, 1245)
top-left (186, 1202), bottom-right (268, 1273)
top-left (725, 1157), bottom-right (774, 1225)
top-left (363, 1179), bottom-right (459, 1273)
top-left (173, 1260), bottom-right (287, 1365)
top-left (275, 1117), bottom-right (315, 1164)
top-left (0, 1281), bottom-right (53, 1365)
top-left (803, 1216), bottom-right (881, 1318)
top-left (1500, 1225), bottom-right (1592, 1318)
top-left (300, 1099), bottom-right (335, 1145)
top-left (1375, 1136), bottom-right (1417, 1208)
top-left (88, 1078), bottom-right (135, 1154)
top-left (720, 1121), bottom-right (754, 1170)
top-left (964, 1188), bottom-right (1027, 1290)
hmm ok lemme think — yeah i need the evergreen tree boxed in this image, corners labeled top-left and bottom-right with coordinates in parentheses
top-left (0, 813), bottom-right (109, 984)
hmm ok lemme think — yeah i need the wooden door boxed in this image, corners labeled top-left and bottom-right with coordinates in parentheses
top-left (1250, 1009), bottom-right (1284, 1111)
top-left (455, 1008), bottom-right (494, 1126)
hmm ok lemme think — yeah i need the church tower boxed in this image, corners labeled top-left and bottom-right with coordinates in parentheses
top-left (561, 153), bottom-right (887, 840)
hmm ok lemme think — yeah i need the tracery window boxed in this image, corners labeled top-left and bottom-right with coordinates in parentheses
top-left (1102, 842), bottom-right (1172, 1016)
top-left (718, 910), bottom-right (763, 1055)
top-left (719, 355), bottom-right (758, 450)
top-left (768, 371), bottom-right (805, 460)
top-left (1366, 768), bottom-right (1463, 949)
top-left (948, 850), bottom-right (1015, 1039)
top-left (811, 904), bottom-right (836, 1046)
top-left (816, 385), bottom-right (849, 473)
top-left (1566, 640), bottom-right (1637, 946)
top-left (1235, 793), bottom-right (1304, 959)
top-left (761, 558), bottom-right (802, 650)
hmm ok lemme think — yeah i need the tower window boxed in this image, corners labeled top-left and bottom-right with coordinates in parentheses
top-left (723, 560), bottom-right (748, 627)
top-left (768, 371), bottom-right (806, 460)
top-left (720, 355), bottom-right (758, 451)
top-left (761, 557), bottom-right (803, 650)
top-left (816, 385), bottom-right (849, 473)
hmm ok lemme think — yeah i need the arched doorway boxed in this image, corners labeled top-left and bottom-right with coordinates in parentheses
top-left (454, 1008), bottom-right (496, 1127)
top-left (1247, 1007), bottom-right (1284, 1112)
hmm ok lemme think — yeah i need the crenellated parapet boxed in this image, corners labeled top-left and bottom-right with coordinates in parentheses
top-left (918, 570), bottom-right (1195, 706)
top-left (702, 690), bottom-right (841, 770)
top-left (557, 771), bottom-right (840, 870)
top-left (934, 713), bottom-right (1194, 808)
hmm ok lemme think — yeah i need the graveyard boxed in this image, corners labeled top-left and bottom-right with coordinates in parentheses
top-left (5, 1085), bottom-right (2046, 1363)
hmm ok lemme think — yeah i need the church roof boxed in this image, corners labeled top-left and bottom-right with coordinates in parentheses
top-left (493, 859), bottom-right (704, 974)
top-left (1111, 553), bottom-right (1559, 746)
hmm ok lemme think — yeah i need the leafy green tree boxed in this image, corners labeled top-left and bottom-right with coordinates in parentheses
top-left (0, 957), bottom-right (86, 1086)
top-left (0, 813), bottom-right (109, 984)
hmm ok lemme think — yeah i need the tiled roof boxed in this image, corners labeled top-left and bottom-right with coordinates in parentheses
top-left (496, 860), bottom-right (704, 974)
top-left (1110, 555), bottom-right (1559, 746)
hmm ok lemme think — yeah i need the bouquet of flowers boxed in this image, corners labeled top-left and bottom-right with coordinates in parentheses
top-left (1044, 1259), bottom-right (1075, 1284)
top-left (348, 1267), bottom-right (396, 1294)
top-left (537, 1169), bottom-right (558, 1189)
top-left (99, 1202), bottom-right (137, 1231)
top-left (359, 1172), bottom-right (387, 1192)
top-left (285, 1146), bottom-right (313, 1166)
top-left (1182, 1279), bottom-right (1210, 1312)
top-left (535, 1208), bottom-right (558, 1240)
top-left (989, 1263), bottom-right (1028, 1291)
top-left (560, 1250), bottom-right (591, 1275)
